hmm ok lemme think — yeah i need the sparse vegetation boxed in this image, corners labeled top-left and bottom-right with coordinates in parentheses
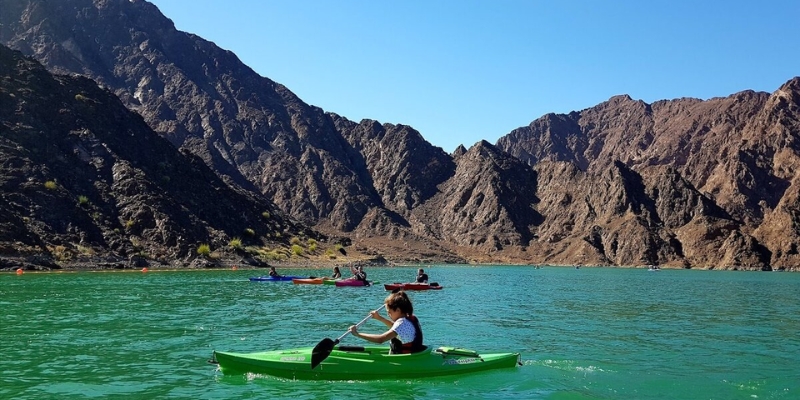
top-left (291, 244), bottom-right (304, 256)
top-left (290, 236), bottom-right (301, 245)
top-left (75, 93), bottom-right (88, 102)
top-left (228, 237), bottom-right (243, 249)
top-left (246, 246), bottom-right (290, 261)
top-left (44, 181), bottom-right (57, 190)
top-left (49, 245), bottom-right (71, 261)
top-left (197, 243), bottom-right (211, 256)
top-left (77, 195), bottom-right (89, 207)
top-left (76, 245), bottom-right (95, 256)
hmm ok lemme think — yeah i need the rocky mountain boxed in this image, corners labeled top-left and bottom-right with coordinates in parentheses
top-left (2, 0), bottom-right (799, 270)
top-left (498, 81), bottom-right (800, 270)
top-left (0, 45), bottom-right (314, 270)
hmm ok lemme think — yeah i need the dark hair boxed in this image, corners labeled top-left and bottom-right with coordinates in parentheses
top-left (385, 291), bottom-right (413, 315)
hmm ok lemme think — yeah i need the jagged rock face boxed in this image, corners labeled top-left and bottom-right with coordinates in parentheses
top-left (498, 83), bottom-right (800, 270)
top-left (0, 45), bottom-right (307, 266)
top-left (332, 117), bottom-right (455, 215)
top-left (0, 0), bottom-right (382, 231)
top-left (412, 141), bottom-right (541, 251)
top-left (497, 93), bottom-right (773, 223)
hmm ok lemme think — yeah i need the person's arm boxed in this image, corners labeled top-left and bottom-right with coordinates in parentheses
top-left (370, 310), bottom-right (393, 328)
top-left (349, 326), bottom-right (397, 344)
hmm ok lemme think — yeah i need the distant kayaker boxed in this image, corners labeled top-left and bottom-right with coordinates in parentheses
top-left (415, 268), bottom-right (428, 283)
top-left (268, 266), bottom-right (280, 277)
top-left (350, 264), bottom-right (367, 282)
top-left (348, 290), bottom-right (425, 354)
top-left (331, 266), bottom-right (342, 279)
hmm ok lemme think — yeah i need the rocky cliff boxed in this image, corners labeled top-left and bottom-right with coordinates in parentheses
top-left (0, 45), bottom-right (314, 270)
top-left (2, 0), bottom-right (799, 270)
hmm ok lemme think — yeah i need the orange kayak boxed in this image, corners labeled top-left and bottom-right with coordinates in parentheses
top-left (292, 278), bottom-right (324, 285)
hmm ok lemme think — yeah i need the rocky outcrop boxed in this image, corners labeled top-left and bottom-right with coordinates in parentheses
top-left (0, 0), bottom-right (382, 232)
top-left (497, 85), bottom-right (800, 270)
top-left (413, 141), bottom-right (541, 251)
top-left (333, 117), bottom-right (455, 217)
top-left (0, 45), bottom-right (312, 269)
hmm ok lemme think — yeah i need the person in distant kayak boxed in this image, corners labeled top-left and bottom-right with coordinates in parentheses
top-left (415, 268), bottom-right (428, 283)
top-left (268, 266), bottom-right (280, 277)
top-left (348, 290), bottom-right (424, 354)
top-left (350, 264), bottom-right (367, 282)
top-left (330, 266), bottom-right (342, 279)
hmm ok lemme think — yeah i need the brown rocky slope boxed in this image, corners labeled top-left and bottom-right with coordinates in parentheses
top-left (0, 45), bottom-right (317, 270)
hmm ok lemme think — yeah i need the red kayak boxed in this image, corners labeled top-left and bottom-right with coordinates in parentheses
top-left (384, 282), bottom-right (443, 291)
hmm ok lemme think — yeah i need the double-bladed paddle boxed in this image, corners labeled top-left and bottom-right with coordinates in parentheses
top-left (311, 304), bottom-right (386, 369)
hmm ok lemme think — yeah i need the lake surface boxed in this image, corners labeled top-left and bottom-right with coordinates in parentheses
top-left (1, 265), bottom-right (799, 399)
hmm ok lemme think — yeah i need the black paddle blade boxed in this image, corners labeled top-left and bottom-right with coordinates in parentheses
top-left (311, 338), bottom-right (337, 369)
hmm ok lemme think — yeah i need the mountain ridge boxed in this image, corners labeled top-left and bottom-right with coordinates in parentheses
top-left (2, 0), bottom-right (799, 270)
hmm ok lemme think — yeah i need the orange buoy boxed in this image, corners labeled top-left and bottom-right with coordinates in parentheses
top-left (16, 268), bottom-right (23, 275)
top-left (232, 265), bottom-right (238, 270)
top-left (141, 267), bottom-right (148, 273)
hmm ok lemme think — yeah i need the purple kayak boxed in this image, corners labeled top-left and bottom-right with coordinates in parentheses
top-left (334, 279), bottom-right (372, 287)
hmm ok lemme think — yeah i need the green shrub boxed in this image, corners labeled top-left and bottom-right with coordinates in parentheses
top-left (229, 237), bottom-right (243, 249)
top-left (77, 195), bottom-right (89, 207)
top-left (197, 243), bottom-right (211, 256)
top-left (307, 238), bottom-right (317, 246)
top-left (308, 243), bottom-right (317, 252)
top-left (290, 236), bottom-right (301, 245)
top-left (262, 211), bottom-right (270, 219)
top-left (291, 244), bottom-right (303, 256)
top-left (44, 181), bottom-right (57, 190)
top-left (244, 228), bottom-right (255, 236)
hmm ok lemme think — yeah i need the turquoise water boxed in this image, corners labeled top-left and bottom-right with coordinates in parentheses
top-left (1, 266), bottom-right (799, 399)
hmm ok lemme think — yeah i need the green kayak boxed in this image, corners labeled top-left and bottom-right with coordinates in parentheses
top-left (212, 345), bottom-right (520, 380)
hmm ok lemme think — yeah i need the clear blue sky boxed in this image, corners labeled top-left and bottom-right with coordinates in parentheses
top-left (148, 0), bottom-right (799, 153)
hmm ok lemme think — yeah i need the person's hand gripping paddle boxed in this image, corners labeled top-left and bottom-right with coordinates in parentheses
top-left (311, 304), bottom-right (387, 369)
